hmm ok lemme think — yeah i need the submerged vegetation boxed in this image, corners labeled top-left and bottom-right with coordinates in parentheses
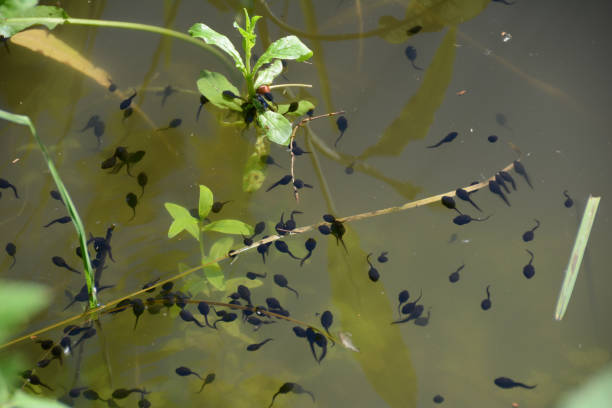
top-left (0, 0), bottom-right (605, 407)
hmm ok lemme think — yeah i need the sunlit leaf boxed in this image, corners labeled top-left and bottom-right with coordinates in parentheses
top-left (224, 277), bottom-right (263, 294)
top-left (252, 35), bottom-right (312, 74)
top-left (8, 390), bottom-right (69, 408)
top-left (179, 263), bottom-right (210, 297)
top-left (277, 100), bottom-right (315, 119)
top-left (358, 27), bottom-right (457, 160)
top-left (377, 0), bottom-right (490, 43)
top-left (557, 364), bottom-right (612, 408)
top-left (196, 70), bottom-right (243, 111)
top-left (0, 0), bottom-right (67, 38)
top-left (258, 110), bottom-right (292, 145)
top-left (198, 185), bottom-right (214, 220)
top-left (202, 219), bottom-right (253, 236)
top-left (188, 22), bottom-right (245, 71)
top-left (254, 59), bottom-right (283, 88)
top-left (328, 225), bottom-right (417, 406)
top-left (165, 203), bottom-right (200, 241)
top-left (0, 280), bottom-right (49, 344)
top-left (9, 29), bottom-right (113, 88)
top-left (201, 237), bottom-right (234, 290)
top-left (202, 263), bottom-right (224, 291)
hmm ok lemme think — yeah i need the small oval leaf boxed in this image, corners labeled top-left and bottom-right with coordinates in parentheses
top-left (202, 219), bottom-right (253, 236)
top-left (254, 59), bottom-right (283, 89)
top-left (258, 111), bottom-right (293, 145)
top-left (165, 203), bottom-right (200, 240)
top-left (196, 70), bottom-right (243, 111)
top-left (188, 23), bottom-right (245, 71)
top-left (253, 35), bottom-right (313, 74)
top-left (198, 185), bottom-right (214, 219)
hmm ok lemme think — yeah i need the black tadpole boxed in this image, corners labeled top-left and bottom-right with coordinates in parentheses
top-left (563, 190), bottom-right (574, 208)
top-left (0, 178), bottom-right (19, 198)
top-left (480, 285), bottom-right (492, 310)
top-left (456, 188), bottom-right (481, 212)
top-left (120, 90), bottom-right (137, 110)
top-left (126, 192), bottom-right (138, 220)
top-left (269, 382), bottom-right (315, 408)
top-left (5, 242), bottom-right (16, 268)
top-left (43, 216), bottom-right (72, 228)
top-left (522, 219), bottom-right (540, 242)
top-left (523, 249), bottom-right (535, 279)
top-left (366, 253), bottom-right (380, 282)
top-left (513, 160), bottom-right (532, 189)
top-left (335, 116), bottom-right (348, 147)
top-left (488, 180), bottom-right (510, 206)
top-left (427, 132), bottom-right (457, 148)
top-left (441, 195), bottom-right (461, 214)
top-left (273, 274), bottom-right (299, 298)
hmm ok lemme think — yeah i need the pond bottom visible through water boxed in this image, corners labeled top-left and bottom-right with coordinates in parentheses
top-left (1, 0), bottom-right (612, 407)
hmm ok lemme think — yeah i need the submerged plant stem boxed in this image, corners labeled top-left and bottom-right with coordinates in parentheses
top-left (0, 110), bottom-right (97, 309)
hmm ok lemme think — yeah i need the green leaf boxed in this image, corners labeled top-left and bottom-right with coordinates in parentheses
top-left (165, 202), bottom-right (200, 241)
top-left (252, 35), bottom-right (313, 74)
top-left (202, 263), bottom-right (224, 291)
top-left (258, 110), bottom-right (293, 145)
top-left (198, 185), bottom-right (214, 220)
top-left (0, 280), bottom-right (49, 344)
top-left (201, 237), bottom-right (234, 290)
top-left (224, 277), bottom-right (263, 294)
top-left (179, 263), bottom-right (210, 297)
top-left (202, 219), bottom-right (253, 236)
top-left (376, 0), bottom-right (490, 43)
top-left (254, 59), bottom-right (283, 88)
top-left (0, 0), bottom-right (67, 38)
top-left (188, 22), bottom-right (245, 71)
top-left (8, 390), bottom-right (69, 408)
top-left (277, 100), bottom-right (315, 119)
top-left (196, 70), bottom-right (243, 112)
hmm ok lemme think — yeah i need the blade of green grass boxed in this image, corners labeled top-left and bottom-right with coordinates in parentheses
top-left (0, 109), bottom-right (98, 309)
top-left (554, 195), bottom-right (601, 321)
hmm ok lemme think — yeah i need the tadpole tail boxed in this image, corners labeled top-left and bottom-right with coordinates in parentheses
top-left (288, 286), bottom-right (299, 298)
top-left (334, 132), bottom-right (344, 148)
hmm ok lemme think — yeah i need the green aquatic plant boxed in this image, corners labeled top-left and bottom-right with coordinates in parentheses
top-left (0, 280), bottom-right (68, 407)
top-left (0, 109), bottom-right (97, 309)
top-left (165, 185), bottom-right (253, 291)
top-left (1, 1), bottom-right (315, 146)
top-left (189, 9), bottom-right (315, 145)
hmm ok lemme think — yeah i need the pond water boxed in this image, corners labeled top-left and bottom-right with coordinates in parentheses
top-left (1, 0), bottom-right (611, 407)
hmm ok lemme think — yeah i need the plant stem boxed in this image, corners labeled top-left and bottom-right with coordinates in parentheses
top-left (0, 110), bottom-right (98, 309)
top-left (4, 17), bottom-right (229, 63)
top-left (269, 83), bottom-right (313, 89)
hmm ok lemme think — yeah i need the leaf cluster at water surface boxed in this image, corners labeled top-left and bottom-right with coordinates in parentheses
top-left (189, 8), bottom-right (314, 146)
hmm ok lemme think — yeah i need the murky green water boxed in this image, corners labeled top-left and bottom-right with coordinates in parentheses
top-left (1, 0), bottom-right (611, 407)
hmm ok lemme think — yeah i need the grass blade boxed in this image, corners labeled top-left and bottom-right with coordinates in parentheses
top-left (554, 195), bottom-right (601, 320)
top-left (0, 109), bottom-right (98, 309)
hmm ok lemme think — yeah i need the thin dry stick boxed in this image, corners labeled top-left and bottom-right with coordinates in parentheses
top-left (1, 160), bottom-right (516, 349)
top-left (289, 111), bottom-right (345, 202)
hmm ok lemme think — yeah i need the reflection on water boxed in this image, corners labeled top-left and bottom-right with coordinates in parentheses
top-left (1, 0), bottom-right (611, 407)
